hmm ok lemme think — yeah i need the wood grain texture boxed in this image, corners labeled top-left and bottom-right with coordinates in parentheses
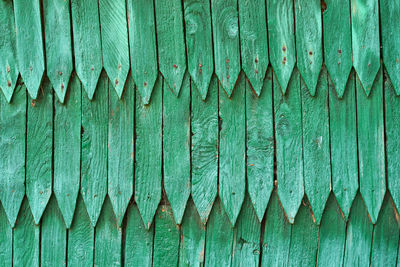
top-left (0, 0), bottom-right (18, 102)
top-left (155, 0), bottom-right (187, 96)
top-left (13, 0), bottom-right (44, 99)
top-left (191, 76), bottom-right (218, 223)
top-left (26, 77), bottom-right (53, 224)
top-left (323, 0), bottom-right (352, 98)
top-left (266, 0), bottom-right (296, 93)
top-left (127, 0), bottom-right (158, 104)
top-left (71, 0), bottom-right (103, 99)
top-left (211, 0), bottom-right (241, 96)
top-left (274, 69), bottom-right (304, 223)
top-left (43, 0), bottom-right (73, 103)
top-left (350, 0), bottom-right (380, 95)
top-left (246, 68), bottom-right (274, 221)
top-left (219, 74), bottom-right (246, 225)
top-left (183, 0), bottom-right (214, 100)
top-left (0, 80), bottom-right (26, 227)
top-left (54, 74), bottom-right (81, 228)
top-left (0, 203), bottom-right (12, 266)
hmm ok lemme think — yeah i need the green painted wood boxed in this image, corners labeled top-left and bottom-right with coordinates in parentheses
top-left (153, 204), bottom-right (180, 267)
top-left (261, 191), bottom-right (291, 267)
top-left (163, 74), bottom-right (191, 224)
top-left (317, 195), bottom-right (346, 267)
top-left (274, 69), bottom-right (303, 223)
top-left (135, 75), bottom-right (162, 229)
top-left (219, 74), bottom-right (246, 225)
top-left (0, 203), bottom-right (12, 266)
top-left (95, 197), bottom-right (122, 267)
top-left (155, 0), bottom-right (186, 96)
top-left (183, 0), bottom-right (214, 100)
top-left (68, 195), bottom-right (94, 267)
top-left (43, 0), bottom-right (73, 103)
top-left (0, 0), bottom-right (18, 103)
top-left (191, 76), bottom-right (218, 223)
top-left (246, 68), bottom-right (274, 221)
top-left (287, 202), bottom-right (319, 267)
top-left (238, 0), bottom-right (269, 95)
top-left (126, 0), bottom-right (158, 104)
top-left (13, 0), bottom-right (44, 99)
top-left (125, 204), bottom-right (154, 267)
top-left (13, 199), bottom-right (40, 267)
top-left (323, 0), bottom-right (352, 98)
top-left (71, 0), bottom-right (103, 99)
top-left (0, 80), bottom-right (26, 227)
top-left (179, 199), bottom-right (206, 267)
top-left (54, 74), bottom-right (82, 228)
top-left (204, 199), bottom-right (234, 266)
top-left (343, 194), bottom-right (373, 266)
top-left (356, 68), bottom-right (385, 223)
top-left (41, 197), bottom-right (67, 267)
top-left (370, 195), bottom-right (399, 267)
top-left (99, 0), bottom-right (129, 98)
top-left (26, 77), bottom-right (53, 224)
top-left (301, 68), bottom-right (331, 224)
top-left (329, 71), bottom-right (358, 219)
top-left (294, 0), bottom-right (323, 96)
top-left (350, 0), bottom-right (380, 96)
top-left (211, 0), bottom-right (241, 96)
top-left (231, 195), bottom-right (261, 267)
top-left (266, 0), bottom-right (296, 93)
top-left (81, 72), bottom-right (108, 227)
top-left (108, 75), bottom-right (134, 226)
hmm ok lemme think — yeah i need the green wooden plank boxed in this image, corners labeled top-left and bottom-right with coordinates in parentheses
top-left (155, 0), bottom-right (186, 96)
top-left (41, 197), bottom-right (67, 267)
top-left (163, 73), bottom-right (191, 224)
top-left (13, 0), bottom-right (44, 99)
top-left (71, 0), bottom-right (103, 99)
top-left (329, 71), bottom-right (358, 219)
top-left (266, 0), bottom-right (296, 93)
top-left (356, 67), bottom-right (385, 223)
top-left (43, 0), bottom-right (73, 103)
top-left (13, 199), bottom-right (40, 267)
top-left (343, 194), bottom-right (373, 266)
top-left (301, 68), bottom-right (331, 224)
top-left (125, 204), bottom-right (154, 267)
top-left (68, 195), bottom-right (94, 267)
top-left (294, 0), bottom-right (323, 96)
top-left (274, 69), bottom-right (303, 223)
top-left (317, 194), bottom-right (346, 267)
top-left (54, 74), bottom-right (82, 228)
top-left (204, 199), bottom-right (234, 266)
top-left (183, 0), bottom-right (214, 100)
top-left (370, 195), bottom-right (399, 267)
top-left (211, 0), bottom-right (241, 96)
top-left (108, 75), bottom-right (134, 226)
top-left (219, 74), bottom-right (246, 225)
top-left (261, 191), bottom-right (291, 267)
top-left (153, 204), bottom-right (180, 267)
top-left (0, 203), bottom-right (12, 266)
top-left (179, 199), bottom-right (206, 267)
top-left (350, 0), bottom-right (380, 96)
top-left (95, 197), bottom-right (122, 267)
top-left (323, 0), bottom-right (352, 98)
top-left (191, 76), bottom-right (218, 223)
top-left (81, 72), bottom-right (108, 227)
top-left (238, 0), bottom-right (269, 95)
top-left (0, 80), bottom-right (26, 227)
top-left (99, 0), bottom-right (129, 98)
top-left (126, 0), bottom-right (158, 104)
top-left (246, 68), bottom-right (274, 221)
top-left (26, 77), bottom-right (53, 224)
top-left (0, 0), bottom-right (18, 102)
top-left (135, 75), bottom-right (162, 229)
